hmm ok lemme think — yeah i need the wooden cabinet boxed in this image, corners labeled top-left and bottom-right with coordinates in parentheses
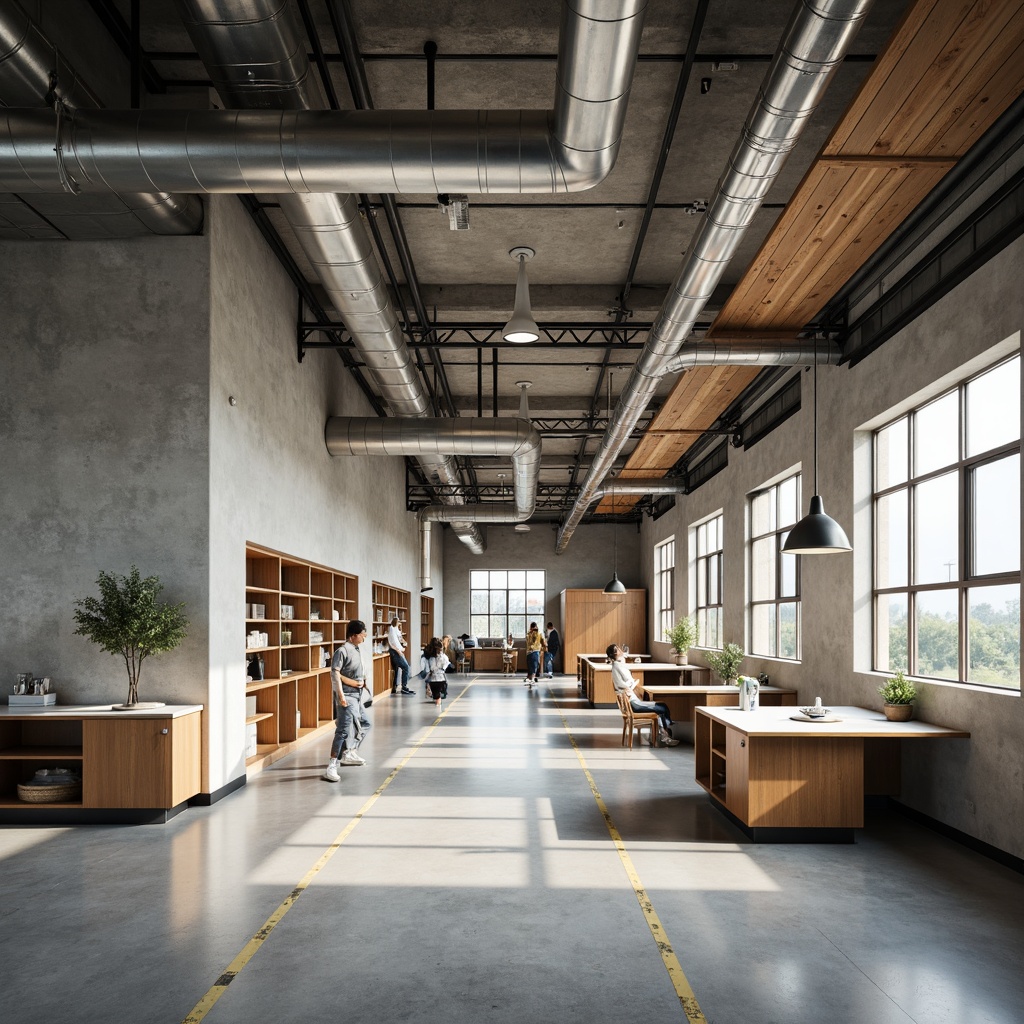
top-left (560, 588), bottom-right (646, 671)
top-left (0, 706), bottom-right (202, 824)
top-left (246, 544), bottom-right (358, 771)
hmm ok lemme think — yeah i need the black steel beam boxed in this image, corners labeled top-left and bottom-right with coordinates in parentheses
top-left (87, 0), bottom-right (166, 94)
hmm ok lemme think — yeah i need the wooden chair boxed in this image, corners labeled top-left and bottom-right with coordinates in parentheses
top-left (616, 692), bottom-right (659, 749)
top-left (501, 650), bottom-right (517, 674)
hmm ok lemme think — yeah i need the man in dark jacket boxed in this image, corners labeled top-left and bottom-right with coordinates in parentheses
top-left (544, 622), bottom-right (561, 678)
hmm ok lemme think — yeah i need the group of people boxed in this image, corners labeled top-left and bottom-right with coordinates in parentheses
top-left (323, 618), bottom-right (677, 784)
top-left (523, 621), bottom-right (560, 686)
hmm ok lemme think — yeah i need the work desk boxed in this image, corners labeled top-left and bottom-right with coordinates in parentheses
top-left (641, 684), bottom-right (797, 727)
top-left (579, 656), bottom-right (710, 707)
top-left (694, 705), bottom-right (969, 842)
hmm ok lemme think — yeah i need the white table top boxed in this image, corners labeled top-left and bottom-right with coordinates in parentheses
top-left (643, 684), bottom-right (796, 696)
top-left (695, 704), bottom-right (969, 739)
top-left (0, 703), bottom-right (204, 720)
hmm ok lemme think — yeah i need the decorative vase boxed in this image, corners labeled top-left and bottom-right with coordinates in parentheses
top-left (883, 703), bottom-right (913, 722)
top-left (674, 651), bottom-right (688, 665)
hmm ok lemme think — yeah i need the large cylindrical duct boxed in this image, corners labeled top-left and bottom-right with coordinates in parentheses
top-left (325, 415), bottom-right (541, 591)
top-left (555, 0), bottom-right (875, 554)
top-left (0, 0), bottom-right (202, 236)
top-left (0, 1), bottom-right (647, 197)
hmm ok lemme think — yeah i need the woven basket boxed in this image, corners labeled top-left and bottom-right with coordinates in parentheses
top-left (17, 781), bottom-right (82, 804)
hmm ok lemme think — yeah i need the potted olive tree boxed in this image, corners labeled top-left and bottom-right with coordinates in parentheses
top-left (663, 617), bottom-right (698, 665)
top-left (73, 566), bottom-right (188, 710)
top-left (878, 669), bottom-right (916, 721)
top-left (704, 642), bottom-right (745, 685)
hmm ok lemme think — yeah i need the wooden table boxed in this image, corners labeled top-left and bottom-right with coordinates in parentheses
top-left (694, 705), bottom-right (969, 842)
top-left (642, 684), bottom-right (797, 728)
top-left (580, 657), bottom-right (710, 707)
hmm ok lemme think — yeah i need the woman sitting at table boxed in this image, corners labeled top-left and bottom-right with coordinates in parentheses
top-left (607, 643), bottom-right (680, 746)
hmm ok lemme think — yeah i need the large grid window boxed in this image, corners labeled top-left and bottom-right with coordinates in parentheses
top-left (692, 514), bottom-right (723, 648)
top-left (874, 354), bottom-right (1020, 689)
top-left (750, 474), bottom-right (801, 659)
top-left (470, 570), bottom-right (545, 639)
top-left (654, 537), bottom-right (675, 642)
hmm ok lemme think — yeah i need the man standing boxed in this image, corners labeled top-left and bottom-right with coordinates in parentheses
top-left (543, 622), bottom-right (561, 678)
top-left (323, 620), bottom-right (372, 782)
top-left (388, 615), bottom-right (415, 694)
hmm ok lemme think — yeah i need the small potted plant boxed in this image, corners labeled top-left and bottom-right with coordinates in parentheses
top-left (878, 669), bottom-right (916, 721)
top-left (73, 566), bottom-right (188, 710)
top-left (663, 617), bottom-right (697, 665)
top-left (704, 642), bottom-right (745, 685)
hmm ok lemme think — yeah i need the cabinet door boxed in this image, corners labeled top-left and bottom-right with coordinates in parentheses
top-left (83, 716), bottom-right (200, 809)
top-left (724, 727), bottom-right (749, 820)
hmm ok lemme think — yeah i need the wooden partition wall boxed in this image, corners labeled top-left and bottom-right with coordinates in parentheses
top-left (559, 588), bottom-right (646, 668)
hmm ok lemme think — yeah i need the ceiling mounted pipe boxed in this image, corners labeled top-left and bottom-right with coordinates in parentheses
top-left (0, 0), bottom-right (201, 236)
top-left (0, 0), bottom-right (647, 197)
top-left (171, 0), bottom-right (490, 551)
top-left (156, 0), bottom-right (643, 556)
top-left (555, 0), bottom-right (875, 555)
top-left (326, 415), bottom-right (542, 590)
top-left (658, 338), bottom-right (842, 375)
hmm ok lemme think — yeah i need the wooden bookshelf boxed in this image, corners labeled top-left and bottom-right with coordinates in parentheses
top-left (245, 544), bottom-right (358, 771)
top-left (371, 581), bottom-right (411, 697)
top-left (420, 594), bottom-right (434, 650)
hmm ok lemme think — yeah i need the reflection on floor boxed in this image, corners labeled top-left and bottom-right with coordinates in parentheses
top-left (1, 677), bottom-right (1022, 1024)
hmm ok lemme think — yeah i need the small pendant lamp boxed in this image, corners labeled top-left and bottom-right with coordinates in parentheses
top-left (604, 480), bottom-right (627, 593)
top-left (782, 344), bottom-right (851, 555)
top-left (502, 247), bottom-right (540, 344)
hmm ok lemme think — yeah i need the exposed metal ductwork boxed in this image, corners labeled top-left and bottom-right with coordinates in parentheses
top-left (158, 0), bottom-right (645, 556)
top-left (324, 416), bottom-right (542, 591)
top-left (172, 0), bottom-right (488, 552)
top-left (554, 0), bottom-right (875, 554)
top-left (0, 0), bottom-right (647, 197)
top-left (658, 337), bottom-right (841, 375)
top-left (0, 0), bottom-right (202, 238)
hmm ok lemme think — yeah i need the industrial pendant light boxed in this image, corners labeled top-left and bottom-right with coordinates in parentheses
top-left (782, 345), bottom-right (851, 555)
top-left (604, 478), bottom-right (627, 594)
top-left (502, 247), bottom-right (540, 344)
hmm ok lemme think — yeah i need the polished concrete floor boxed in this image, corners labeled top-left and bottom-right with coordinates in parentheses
top-left (2, 675), bottom-right (1023, 1024)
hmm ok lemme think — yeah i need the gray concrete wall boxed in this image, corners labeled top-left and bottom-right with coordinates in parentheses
top-left (0, 234), bottom-right (212, 711)
top-left (442, 521), bottom-right (642, 646)
top-left (205, 197), bottom-right (437, 790)
top-left (641, 235), bottom-right (1024, 858)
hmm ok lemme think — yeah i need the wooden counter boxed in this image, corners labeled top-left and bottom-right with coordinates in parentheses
top-left (694, 705), bottom-right (969, 842)
top-left (0, 704), bottom-right (203, 824)
top-left (642, 684), bottom-right (797, 727)
top-left (580, 657), bottom-right (710, 706)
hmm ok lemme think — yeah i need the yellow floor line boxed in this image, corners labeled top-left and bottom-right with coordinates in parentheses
top-left (546, 682), bottom-right (708, 1024)
top-left (180, 688), bottom-right (465, 1024)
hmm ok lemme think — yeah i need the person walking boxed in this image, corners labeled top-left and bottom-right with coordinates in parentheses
top-left (607, 642), bottom-right (680, 746)
top-left (543, 622), bottom-right (560, 678)
top-left (524, 621), bottom-right (546, 687)
top-left (323, 620), bottom-right (372, 782)
top-left (388, 615), bottom-right (415, 694)
top-left (421, 636), bottom-right (450, 708)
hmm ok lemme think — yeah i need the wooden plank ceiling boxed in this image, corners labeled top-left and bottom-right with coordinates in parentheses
top-left (613, 0), bottom-right (1024, 507)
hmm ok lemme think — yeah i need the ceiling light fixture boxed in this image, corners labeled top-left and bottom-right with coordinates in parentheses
top-left (604, 476), bottom-right (626, 594)
top-left (782, 343), bottom-right (852, 555)
top-left (502, 247), bottom-right (540, 344)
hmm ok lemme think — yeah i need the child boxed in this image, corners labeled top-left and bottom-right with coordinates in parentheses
top-left (421, 637), bottom-right (450, 707)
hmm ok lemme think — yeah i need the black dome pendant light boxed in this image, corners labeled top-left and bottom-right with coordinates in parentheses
top-left (783, 342), bottom-right (852, 555)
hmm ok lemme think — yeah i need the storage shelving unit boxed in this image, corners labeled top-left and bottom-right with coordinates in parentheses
top-left (246, 544), bottom-right (358, 771)
top-left (420, 594), bottom-right (434, 650)
top-left (0, 706), bottom-right (202, 824)
top-left (371, 581), bottom-right (410, 697)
